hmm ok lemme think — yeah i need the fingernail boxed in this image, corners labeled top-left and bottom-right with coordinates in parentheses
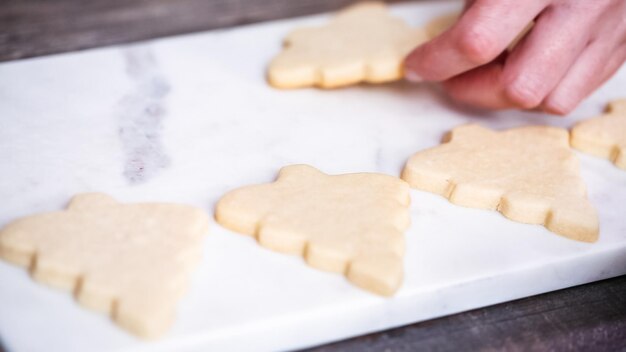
top-left (405, 70), bottom-right (423, 82)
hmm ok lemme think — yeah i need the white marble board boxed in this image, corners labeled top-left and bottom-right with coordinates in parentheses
top-left (0, 1), bottom-right (625, 351)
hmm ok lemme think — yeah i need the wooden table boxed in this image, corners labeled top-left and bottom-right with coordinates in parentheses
top-left (1, 1), bottom-right (625, 350)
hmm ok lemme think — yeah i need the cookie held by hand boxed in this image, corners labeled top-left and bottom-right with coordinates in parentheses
top-left (0, 193), bottom-right (209, 338)
top-left (571, 99), bottom-right (626, 170)
top-left (402, 125), bottom-right (599, 242)
top-left (215, 165), bottom-right (411, 296)
top-left (268, 2), bottom-right (428, 89)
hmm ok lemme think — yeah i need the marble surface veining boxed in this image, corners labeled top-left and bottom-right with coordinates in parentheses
top-left (0, 1), bottom-right (625, 351)
top-left (119, 46), bottom-right (171, 184)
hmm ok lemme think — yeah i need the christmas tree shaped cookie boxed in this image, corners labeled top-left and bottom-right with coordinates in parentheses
top-left (0, 193), bottom-right (209, 338)
top-left (571, 99), bottom-right (626, 170)
top-left (268, 2), bottom-right (428, 89)
top-left (215, 165), bottom-right (411, 296)
top-left (402, 125), bottom-right (598, 242)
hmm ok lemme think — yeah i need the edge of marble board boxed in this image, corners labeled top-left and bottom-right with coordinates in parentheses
top-left (121, 245), bottom-right (626, 352)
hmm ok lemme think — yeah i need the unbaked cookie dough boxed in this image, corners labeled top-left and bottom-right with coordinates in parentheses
top-left (571, 99), bottom-right (626, 170)
top-left (215, 165), bottom-right (411, 296)
top-left (0, 193), bottom-right (209, 338)
top-left (401, 125), bottom-right (598, 242)
top-left (267, 2), bottom-right (428, 89)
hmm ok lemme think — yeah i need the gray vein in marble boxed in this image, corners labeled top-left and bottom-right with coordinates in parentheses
top-left (118, 46), bottom-right (170, 184)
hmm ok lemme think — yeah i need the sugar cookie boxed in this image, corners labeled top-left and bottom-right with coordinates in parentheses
top-left (215, 165), bottom-right (411, 296)
top-left (0, 193), bottom-right (209, 338)
top-left (268, 2), bottom-right (428, 89)
top-left (401, 125), bottom-right (598, 242)
top-left (424, 13), bottom-right (459, 39)
top-left (571, 99), bottom-right (626, 170)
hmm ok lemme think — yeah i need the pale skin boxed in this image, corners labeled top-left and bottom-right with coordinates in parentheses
top-left (404, 0), bottom-right (626, 115)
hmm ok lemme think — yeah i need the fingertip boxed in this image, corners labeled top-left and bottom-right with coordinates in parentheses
top-left (404, 70), bottom-right (423, 83)
top-left (542, 97), bottom-right (576, 116)
top-left (440, 62), bottom-right (513, 110)
top-left (403, 46), bottom-right (428, 81)
top-left (456, 25), bottom-right (503, 66)
top-left (441, 75), bottom-right (472, 101)
top-left (503, 79), bottom-right (544, 109)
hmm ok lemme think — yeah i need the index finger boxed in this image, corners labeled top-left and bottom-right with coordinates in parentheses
top-left (405, 0), bottom-right (547, 81)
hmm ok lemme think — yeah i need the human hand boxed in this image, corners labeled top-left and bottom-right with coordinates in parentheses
top-left (404, 0), bottom-right (626, 115)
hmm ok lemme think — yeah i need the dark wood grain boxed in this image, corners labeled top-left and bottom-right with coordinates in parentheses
top-left (0, 0), bottom-right (404, 62)
top-left (305, 275), bottom-right (626, 352)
